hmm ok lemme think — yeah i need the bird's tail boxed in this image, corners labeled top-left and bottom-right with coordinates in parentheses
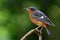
top-left (45, 27), bottom-right (52, 36)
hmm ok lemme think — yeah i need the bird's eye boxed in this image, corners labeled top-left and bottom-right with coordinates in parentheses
top-left (30, 8), bottom-right (35, 11)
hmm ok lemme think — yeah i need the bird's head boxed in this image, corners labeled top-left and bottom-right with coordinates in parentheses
top-left (25, 7), bottom-right (37, 14)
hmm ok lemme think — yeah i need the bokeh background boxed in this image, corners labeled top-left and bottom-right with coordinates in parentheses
top-left (0, 0), bottom-right (60, 40)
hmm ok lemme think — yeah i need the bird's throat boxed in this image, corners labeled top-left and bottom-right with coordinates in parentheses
top-left (28, 10), bottom-right (33, 14)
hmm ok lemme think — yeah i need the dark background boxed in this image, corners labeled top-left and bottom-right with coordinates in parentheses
top-left (0, 0), bottom-right (60, 40)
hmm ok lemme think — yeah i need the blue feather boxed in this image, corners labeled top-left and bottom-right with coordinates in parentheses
top-left (45, 27), bottom-right (52, 36)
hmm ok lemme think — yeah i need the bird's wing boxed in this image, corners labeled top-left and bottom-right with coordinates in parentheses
top-left (32, 11), bottom-right (55, 26)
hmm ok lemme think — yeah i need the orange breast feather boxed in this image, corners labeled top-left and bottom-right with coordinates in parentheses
top-left (30, 14), bottom-right (45, 27)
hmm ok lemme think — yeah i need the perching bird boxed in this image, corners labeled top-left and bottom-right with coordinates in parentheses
top-left (25, 7), bottom-right (55, 36)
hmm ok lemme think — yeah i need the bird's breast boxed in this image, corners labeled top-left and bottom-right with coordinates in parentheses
top-left (30, 14), bottom-right (46, 27)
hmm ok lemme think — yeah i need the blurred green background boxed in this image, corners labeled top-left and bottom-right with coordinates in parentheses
top-left (0, 0), bottom-right (60, 40)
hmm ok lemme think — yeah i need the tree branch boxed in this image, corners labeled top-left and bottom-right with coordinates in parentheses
top-left (20, 27), bottom-right (43, 40)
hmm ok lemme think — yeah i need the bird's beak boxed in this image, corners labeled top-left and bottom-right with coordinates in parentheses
top-left (24, 8), bottom-right (30, 11)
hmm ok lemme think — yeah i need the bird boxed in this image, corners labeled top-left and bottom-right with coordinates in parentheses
top-left (25, 7), bottom-right (55, 36)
